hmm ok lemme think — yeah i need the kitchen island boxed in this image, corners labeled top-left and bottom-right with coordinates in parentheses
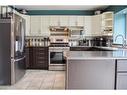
top-left (66, 49), bottom-right (127, 89)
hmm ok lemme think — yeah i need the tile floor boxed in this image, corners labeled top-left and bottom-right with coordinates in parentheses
top-left (0, 70), bottom-right (65, 90)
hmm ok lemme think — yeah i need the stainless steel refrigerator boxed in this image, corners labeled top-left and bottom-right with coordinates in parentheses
top-left (0, 14), bottom-right (26, 85)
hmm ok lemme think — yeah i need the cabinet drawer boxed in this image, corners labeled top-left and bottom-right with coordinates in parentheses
top-left (37, 47), bottom-right (46, 50)
top-left (36, 56), bottom-right (46, 60)
top-left (36, 61), bottom-right (45, 64)
top-left (117, 73), bottom-right (127, 89)
top-left (35, 52), bottom-right (45, 56)
top-left (117, 60), bottom-right (127, 72)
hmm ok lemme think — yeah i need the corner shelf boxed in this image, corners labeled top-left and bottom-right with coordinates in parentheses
top-left (101, 12), bottom-right (114, 36)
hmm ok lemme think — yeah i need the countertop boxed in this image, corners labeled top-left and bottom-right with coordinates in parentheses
top-left (70, 46), bottom-right (120, 50)
top-left (67, 50), bottom-right (127, 60)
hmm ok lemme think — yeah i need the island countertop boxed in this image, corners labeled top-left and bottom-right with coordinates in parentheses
top-left (67, 50), bottom-right (127, 60)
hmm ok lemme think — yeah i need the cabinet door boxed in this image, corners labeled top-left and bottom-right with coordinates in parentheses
top-left (67, 59), bottom-right (115, 89)
top-left (24, 15), bottom-right (30, 36)
top-left (41, 16), bottom-right (50, 36)
top-left (117, 73), bottom-right (127, 89)
top-left (49, 16), bottom-right (59, 26)
top-left (117, 60), bottom-right (127, 72)
top-left (60, 16), bottom-right (69, 26)
top-left (92, 15), bottom-right (101, 36)
top-left (25, 47), bottom-right (29, 68)
top-left (29, 47), bottom-right (34, 68)
top-left (69, 16), bottom-right (77, 26)
top-left (30, 16), bottom-right (41, 36)
top-left (77, 16), bottom-right (85, 26)
top-left (84, 16), bottom-right (92, 36)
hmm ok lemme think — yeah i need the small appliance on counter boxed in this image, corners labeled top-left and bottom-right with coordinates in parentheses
top-left (94, 36), bottom-right (113, 47)
top-left (69, 40), bottom-right (78, 46)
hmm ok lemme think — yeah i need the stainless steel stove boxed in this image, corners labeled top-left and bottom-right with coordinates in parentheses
top-left (49, 43), bottom-right (69, 71)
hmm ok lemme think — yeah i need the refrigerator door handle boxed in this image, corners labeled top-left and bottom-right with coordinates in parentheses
top-left (20, 20), bottom-right (25, 53)
top-left (14, 56), bottom-right (25, 62)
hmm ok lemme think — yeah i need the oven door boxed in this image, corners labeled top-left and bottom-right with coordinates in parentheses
top-left (50, 52), bottom-right (66, 64)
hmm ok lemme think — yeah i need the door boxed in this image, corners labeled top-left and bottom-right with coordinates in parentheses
top-left (50, 52), bottom-right (66, 64)
top-left (12, 14), bottom-right (26, 84)
top-left (14, 14), bottom-right (25, 59)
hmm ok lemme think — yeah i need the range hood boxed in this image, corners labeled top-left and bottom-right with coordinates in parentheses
top-left (68, 26), bottom-right (84, 31)
top-left (49, 26), bottom-right (68, 32)
top-left (49, 26), bottom-right (84, 32)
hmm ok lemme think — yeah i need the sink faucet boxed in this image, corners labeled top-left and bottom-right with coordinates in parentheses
top-left (115, 34), bottom-right (126, 47)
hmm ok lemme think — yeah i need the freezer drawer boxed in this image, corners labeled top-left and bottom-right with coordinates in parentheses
top-left (14, 56), bottom-right (26, 83)
top-left (117, 73), bottom-right (127, 89)
top-left (117, 60), bottom-right (127, 72)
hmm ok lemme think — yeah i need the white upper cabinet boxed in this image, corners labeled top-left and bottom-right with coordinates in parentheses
top-left (101, 12), bottom-right (114, 36)
top-left (29, 15), bottom-right (103, 37)
top-left (91, 15), bottom-right (102, 36)
top-left (30, 16), bottom-right (42, 36)
top-left (60, 16), bottom-right (69, 26)
top-left (49, 16), bottom-right (60, 26)
top-left (69, 16), bottom-right (77, 26)
top-left (77, 16), bottom-right (85, 26)
top-left (41, 16), bottom-right (50, 36)
top-left (69, 16), bottom-right (85, 26)
top-left (84, 16), bottom-right (92, 36)
top-left (84, 15), bottom-right (102, 36)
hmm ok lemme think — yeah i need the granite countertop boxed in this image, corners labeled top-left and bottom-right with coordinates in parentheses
top-left (67, 50), bottom-right (127, 60)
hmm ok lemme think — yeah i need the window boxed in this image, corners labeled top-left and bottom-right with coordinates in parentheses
top-left (113, 9), bottom-right (126, 45)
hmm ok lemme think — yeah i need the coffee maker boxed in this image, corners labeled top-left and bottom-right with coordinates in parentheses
top-left (94, 37), bottom-right (113, 47)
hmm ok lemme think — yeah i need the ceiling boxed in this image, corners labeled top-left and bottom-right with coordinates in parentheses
top-left (14, 5), bottom-right (108, 10)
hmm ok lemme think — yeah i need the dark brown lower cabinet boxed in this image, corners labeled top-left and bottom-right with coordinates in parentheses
top-left (25, 47), bottom-right (49, 70)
